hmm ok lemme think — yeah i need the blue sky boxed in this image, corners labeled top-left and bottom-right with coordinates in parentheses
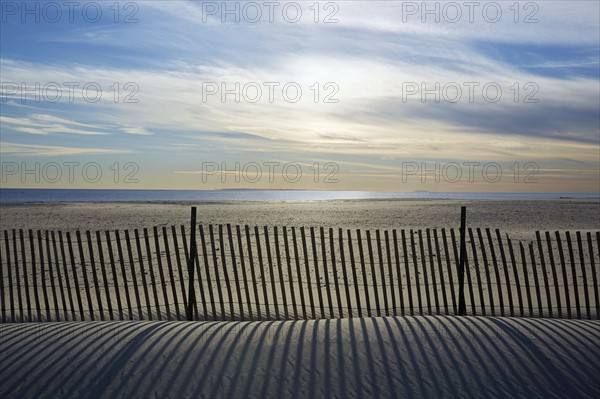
top-left (1, 1), bottom-right (599, 191)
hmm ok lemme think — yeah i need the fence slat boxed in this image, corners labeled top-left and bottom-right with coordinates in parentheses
top-left (161, 227), bottom-right (180, 320)
top-left (76, 231), bottom-right (95, 321)
top-left (348, 229), bottom-right (362, 318)
top-left (94, 232), bottom-right (113, 320)
top-left (171, 226), bottom-right (188, 317)
top-left (432, 230), bottom-right (447, 315)
top-left (565, 232), bottom-right (581, 319)
top-left (85, 231), bottom-right (104, 321)
top-left (58, 232), bottom-right (76, 321)
top-left (357, 229), bottom-right (372, 317)
top-left (528, 242), bottom-right (543, 318)
top-left (302, 227), bottom-right (317, 319)
top-left (495, 230), bottom-right (514, 317)
top-left (36, 231), bottom-right (51, 321)
top-left (476, 228), bottom-right (495, 316)
top-left (43, 231), bottom-right (59, 321)
top-left (274, 226), bottom-right (298, 319)
top-left (200, 225), bottom-right (217, 321)
top-left (247, 225), bottom-right (263, 319)
top-left (218, 225), bottom-right (235, 321)
top-left (385, 231), bottom-right (398, 316)
top-left (164, 228), bottom-right (180, 320)
top-left (393, 230), bottom-right (406, 316)
top-left (4, 231), bottom-right (15, 322)
top-left (464, 239), bottom-right (476, 315)
top-left (451, 228), bottom-right (474, 315)
top-left (402, 230), bottom-right (414, 316)
top-left (273, 226), bottom-right (298, 320)
top-left (0, 232), bottom-right (6, 323)
top-left (376, 230), bottom-right (390, 316)
top-left (449, 229), bottom-right (460, 311)
top-left (520, 242), bottom-right (533, 316)
top-left (181, 224), bottom-right (194, 320)
top-left (29, 232), bottom-right (40, 322)
top-left (576, 232), bottom-right (591, 320)
top-left (320, 227), bottom-right (334, 318)
top-left (124, 230), bottom-right (143, 319)
top-left (367, 230), bottom-right (382, 317)
top-left (187, 226), bottom-right (205, 321)
top-left (21, 230), bottom-right (33, 321)
top-left (255, 226), bottom-right (270, 320)
top-left (208, 225), bottom-right (225, 320)
top-left (496, 229), bottom-right (515, 317)
top-left (188, 223), bottom-right (201, 320)
top-left (441, 229), bottom-right (455, 314)
top-left (418, 230), bottom-right (432, 315)
top-left (425, 229), bottom-right (440, 315)
top-left (264, 226), bottom-right (280, 320)
top-left (506, 236), bottom-right (523, 317)
top-left (329, 228), bottom-right (343, 318)
top-left (50, 232), bottom-right (67, 321)
top-left (179, 225), bottom-right (193, 319)
top-left (66, 232), bottom-right (84, 320)
top-left (116, 230), bottom-right (135, 320)
top-left (545, 231), bottom-right (562, 318)
top-left (486, 228), bottom-right (504, 316)
top-left (13, 230), bottom-right (24, 322)
top-left (237, 225), bottom-right (253, 321)
top-left (311, 227), bottom-right (325, 319)
top-left (535, 231), bottom-right (552, 318)
top-left (106, 231), bottom-right (124, 320)
top-left (29, 230), bottom-right (43, 321)
top-left (153, 227), bottom-right (172, 320)
top-left (555, 232), bottom-right (571, 318)
top-left (189, 220), bottom-right (201, 321)
top-left (143, 228), bottom-right (161, 321)
top-left (192, 225), bottom-right (202, 320)
top-left (293, 227), bottom-right (307, 319)
top-left (409, 230), bottom-right (422, 315)
top-left (47, 231), bottom-right (69, 321)
top-left (227, 224), bottom-right (244, 321)
top-left (468, 228), bottom-right (485, 316)
top-left (0, 238), bottom-right (6, 323)
top-left (587, 232), bottom-right (599, 320)
top-left (339, 228), bottom-right (352, 318)
top-left (134, 229), bottom-right (152, 320)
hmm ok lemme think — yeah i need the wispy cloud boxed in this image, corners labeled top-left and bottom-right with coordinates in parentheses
top-left (120, 125), bottom-right (153, 135)
top-left (0, 142), bottom-right (132, 156)
top-left (1, 1), bottom-right (598, 190)
top-left (1, 115), bottom-right (109, 135)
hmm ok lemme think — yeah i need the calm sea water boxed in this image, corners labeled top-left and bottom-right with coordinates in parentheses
top-left (0, 189), bottom-right (598, 203)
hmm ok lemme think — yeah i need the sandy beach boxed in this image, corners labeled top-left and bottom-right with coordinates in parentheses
top-left (1, 199), bottom-right (599, 242)
top-left (1, 199), bottom-right (599, 397)
top-left (1, 198), bottom-right (599, 398)
top-left (1, 316), bottom-right (598, 398)
top-left (3, 1), bottom-right (599, 397)
top-left (2, 197), bottom-right (598, 324)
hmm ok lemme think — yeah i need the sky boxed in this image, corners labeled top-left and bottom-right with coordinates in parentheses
top-left (1, 0), bottom-right (599, 192)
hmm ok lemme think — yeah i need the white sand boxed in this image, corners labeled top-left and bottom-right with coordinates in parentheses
top-left (1, 316), bottom-right (598, 398)
top-left (1, 199), bottom-right (599, 241)
top-left (1, 199), bottom-right (598, 323)
top-left (1, 201), bottom-right (599, 397)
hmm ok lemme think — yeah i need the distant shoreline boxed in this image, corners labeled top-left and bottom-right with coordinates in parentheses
top-left (1, 188), bottom-right (598, 204)
top-left (2, 197), bottom-right (600, 206)
top-left (2, 199), bottom-right (599, 241)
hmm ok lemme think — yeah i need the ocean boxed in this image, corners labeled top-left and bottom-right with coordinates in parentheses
top-left (0, 189), bottom-right (598, 203)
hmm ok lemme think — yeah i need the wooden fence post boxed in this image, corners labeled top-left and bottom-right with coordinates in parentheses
top-left (458, 206), bottom-right (467, 316)
top-left (186, 207), bottom-right (197, 321)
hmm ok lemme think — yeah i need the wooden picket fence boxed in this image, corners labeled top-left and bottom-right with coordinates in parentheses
top-left (0, 221), bottom-right (599, 323)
